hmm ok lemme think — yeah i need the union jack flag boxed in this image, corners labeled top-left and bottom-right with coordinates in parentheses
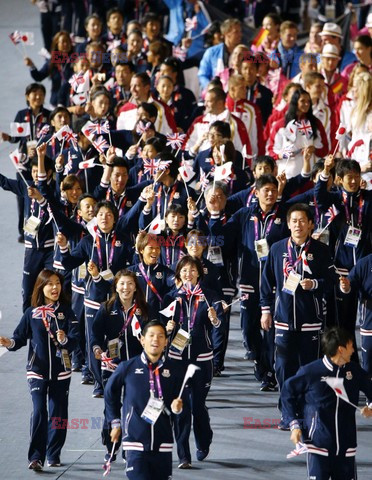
top-left (64, 131), bottom-right (78, 151)
top-left (166, 132), bottom-right (186, 149)
top-left (283, 259), bottom-right (293, 278)
top-left (101, 352), bottom-right (118, 371)
top-left (69, 72), bottom-right (85, 91)
top-left (37, 125), bottom-right (50, 139)
top-left (282, 143), bottom-right (295, 160)
top-left (325, 204), bottom-right (339, 223)
top-left (185, 16), bottom-right (198, 32)
top-left (92, 135), bottom-right (109, 154)
top-left (9, 31), bottom-right (22, 45)
top-left (143, 157), bottom-right (159, 176)
top-left (296, 120), bottom-right (313, 139)
top-left (32, 304), bottom-right (56, 321)
top-left (94, 121), bottom-right (110, 135)
top-left (200, 168), bottom-right (210, 190)
top-left (136, 120), bottom-right (152, 135)
top-left (156, 159), bottom-right (172, 172)
top-left (172, 46), bottom-right (187, 62)
top-left (63, 150), bottom-right (74, 175)
top-left (183, 282), bottom-right (203, 298)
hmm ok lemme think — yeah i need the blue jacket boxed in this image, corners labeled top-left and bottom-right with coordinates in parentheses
top-left (29, 61), bottom-right (73, 106)
top-left (273, 42), bottom-right (303, 79)
top-left (281, 355), bottom-right (372, 457)
top-left (7, 302), bottom-right (79, 381)
top-left (314, 173), bottom-right (372, 272)
top-left (348, 254), bottom-right (372, 332)
top-left (260, 236), bottom-right (337, 331)
top-left (0, 175), bottom-right (55, 250)
top-left (127, 262), bottom-right (174, 317)
top-left (209, 202), bottom-right (289, 292)
top-left (104, 352), bottom-right (184, 452)
top-left (91, 296), bottom-right (146, 365)
top-left (162, 286), bottom-right (225, 363)
top-left (198, 43), bottom-right (226, 91)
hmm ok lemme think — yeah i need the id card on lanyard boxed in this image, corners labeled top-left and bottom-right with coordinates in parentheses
top-left (141, 364), bottom-right (164, 425)
top-left (342, 192), bottom-right (363, 248)
top-left (282, 238), bottom-right (310, 295)
top-left (96, 232), bottom-right (116, 279)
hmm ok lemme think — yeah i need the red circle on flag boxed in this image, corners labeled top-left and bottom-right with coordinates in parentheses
top-left (339, 127), bottom-right (346, 134)
top-left (17, 126), bottom-right (24, 133)
top-left (135, 321), bottom-right (140, 329)
top-left (153, 223), bottom-right (159, 230)
top-left (61, 131), bottom-right (68, 137)
top-left (222, 168), bottom-right (226, 175)
top-left (22, 35), bottom-right (28, 42)
top-left (335, 388), bottom-right (342, 395)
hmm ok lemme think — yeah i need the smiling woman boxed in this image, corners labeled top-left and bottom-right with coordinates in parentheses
top-left (0, 269), bottom-right (79, 471)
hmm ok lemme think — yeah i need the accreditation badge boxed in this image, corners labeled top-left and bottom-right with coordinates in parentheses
top-left (170, 328), bottom-right (190, 354)
top-left (100, 269), bottom-right (114, 281)
top-left (108, 338), bottom-right (120, 359)
top-left (23, 215), bottom-right (41, 237)
top-left (61, 349), bottom-right (72, 370)
top-left (141, 397), bottom-right (164, 425)
top-left (254, 239), bottom-right (269, 260)
top-left (344, 226), bottom-right (361, 248)
top-left (282, 271), bottom-right (301, 295)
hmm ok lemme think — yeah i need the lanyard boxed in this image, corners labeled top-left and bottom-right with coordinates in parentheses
top-left (313, 195), bottom-right (320, 226)
top-left (165, 235), bottom-right (184, 266)
top-left (342, 192), bottom-right (363, 227)
top-left (138, 263), bottom-right (163, 302)
top-left (253, 205), bottom-right (279, 241)
top-left (156, 184), bottom-right (178, 216)
top-left (179, 294), bottom-right (200, 330)
top-left (107, 189), bottom-right (128, 217)
top-left (246, 187), bottom-right (256, 207)
top-left (95, 232), bottom-right (116, 270)
top-left (148, 363), bottom-right (163, 399)
top-left (119, 303), bottom-right (137, 336)
top-left (287, 238), bottom-right (311, 271)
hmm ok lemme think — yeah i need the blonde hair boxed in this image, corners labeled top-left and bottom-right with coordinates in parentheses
top-left (351, 72), bottom-right (372, 131)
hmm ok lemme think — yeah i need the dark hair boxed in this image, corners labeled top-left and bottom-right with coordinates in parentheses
top-left (156, 152), bottom-right (179, 179)
top-left (210, 121), bottom-right (231, 139)
top-left (321, 327), bottom-right (353, 357)
top-left (49, 106), bottom-right (71, 124)
top-left (165, 203), bottom-right (187, 218)
top-left (25, 83), bottom-right (46, 97)
top-left (354, 34), bottom-right (372, 52)
top-left (77, 193), bottom-right (96, 210)
top-left (299, 52), bottom-right (319, 64)
top-left (105, 269), bottom-right (148, 319)
top-left (61, 174), bottom-right (83, 193)
top-left (112, 157), bottom-right (129, 173)
top-left (204, 21), bottom-right (221, 48)
top-left (174, 255), bottom-right (204, 283)
top-left (94, 200), bottom-right (119, 223)
top-left (311, 159), bottom-right (335, 180)
top-left (148, 40), bottom-right (168, 63)
top-left (134, 72), bottom-right (151, 88)
top-left (263, 12), bottom-right (281, 26)
top-left (31, 269), bottom-right (68, 307)
top-left (84, 13), bottom-right (103, 28)
top-left (141, 319), bottom-right (167, 337)
top-left (252, 155), bottom-right (275, 172)
top-left (207, 87), bottom-right (226, 103)
top-left (106, 7), bottom-right (124, 22)
top-left (142, 12), bottom-right (161, 27)
top-left (144, 136), bottom-right (165, 152)
top-left (90, 87), bottom-right (111, 103)
top-left (139, 102), bottom-right (158, 120)
top-left (286, 203), bottom-right (314, 222)
top-left (285, 89), bottom-right (318, 139)
top-left (336, 159), bottom-right (361, 178)
top-left (255, 174), bottom-right (278, 190)
top-left (74, 117), bottom-right (90, 134)
top-left (31, 156), bottom-right (53, 173)
top-left (115, 60), bottom-right (135, 72)
top-left (127, 28), bottom-right (143, 39)
top-left (157, 74), bottom-right (175, 85)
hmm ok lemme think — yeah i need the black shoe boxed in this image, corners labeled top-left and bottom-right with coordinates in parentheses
top-left (278, 418), bottom-right (290, 431)
top-left (18, 235), bottom-right (24, 244)
top-left (178, 460), bottom-right (192, 469)
top-left (81, 374), bottom-right (94, 385)
top-left (260, 381), bottom-right (278, 392)
top-left (72, 364), bottom-right (82, 372)
top-left (196, 449), bottom-right (209, 461)
top-left (243, 351), bottom-right (255, 361)
top-left (253, 361), bottom-right (264, 382)
top-left (92, 390), bottom-right (104, 398)
top-left (28, 460), bottom-right (43, 471)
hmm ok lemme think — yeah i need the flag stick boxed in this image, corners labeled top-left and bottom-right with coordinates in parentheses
top-left (195, 190), bottom-right (204, 206)
top-left (182, 177), bottom-right (190, 198)
top-left (108, 129), bottom-right (112, 146)
top-left (60, 137), bottom-right (66, 155)
top-left (332, 140), bottom-right (339, 157)
top-left (16, 169), bottom-right (30, 188)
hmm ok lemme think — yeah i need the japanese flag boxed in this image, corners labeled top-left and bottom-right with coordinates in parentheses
top-left (71, 93), bottom-right (87, 106)
top-left (76, 70), bottom-right (90, 94)
top-left (10, 122), bottom-right (30, 137)
top-left (214, 161), bottom-right (232, 181)
top-left (20, 32), bottom-right (34, 45)
top-left (285, 119), bottom-right (297, 143)
top-left (131, 315), bottom-right (142, 338)
top-left (324, 377), bottom-right (359, 409)
top-left (148, 214), bottom-right (165, 234)
top-left (301, 251), bottom-right (312, 274)
top-left (9, 148), bottom-right (27, 171)
top-left (178, 165), bottom-right (195, 182)
top-left (79, 158), bottom-right (96, 169)
top-left (54, 125), bottom-right (71, 141)
top-left (86, 218), bottom-right (98, 240)
top-left (160, 300), bottom-right (177, 318)
top-left (335, 123), bottom-right (347, 140)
